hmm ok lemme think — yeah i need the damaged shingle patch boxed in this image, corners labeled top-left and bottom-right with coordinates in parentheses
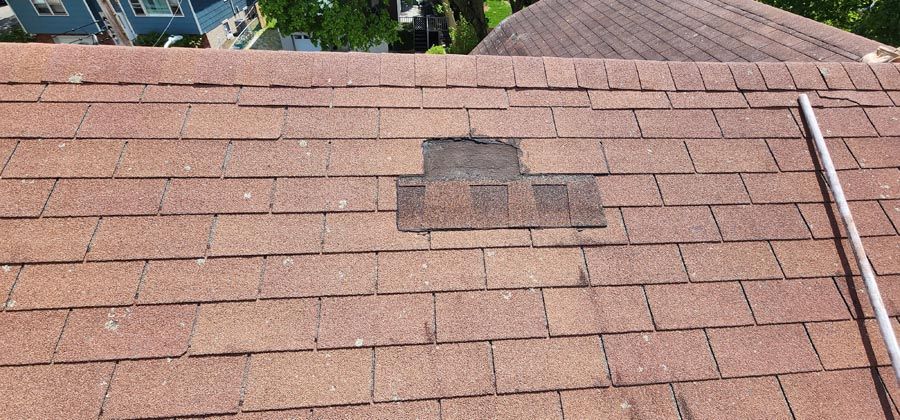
top-left (397, 138), bottom-right (607, 231)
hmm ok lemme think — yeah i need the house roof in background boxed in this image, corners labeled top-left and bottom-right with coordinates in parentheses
top-left (0, 43), bottom-right (900, 419)
top-left (473, 0), bottom-right (884, 62)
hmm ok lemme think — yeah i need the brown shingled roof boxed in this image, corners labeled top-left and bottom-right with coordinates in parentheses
top-left (1, 43), bottom-right (900, 418)
top-left (473, 0), bottom-right (884, 62)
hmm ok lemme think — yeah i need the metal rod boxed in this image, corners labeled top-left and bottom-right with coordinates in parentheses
top-left (798, 94), bottom-right (900, 386)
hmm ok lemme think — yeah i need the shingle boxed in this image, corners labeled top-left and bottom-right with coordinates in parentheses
top-left (315, 401), bottom-right (440, 420)
top-left (589, 90), bottom-right (669, 109)
top-left (842, 62), bottom-right (882, 90)
top-left (744, 278), bottom-right (850, 323)
top-left (0, 83), bottom-right (44, 101)
top-left (0, 179), bottom-right (54, 217)
top-left (143, 85), bottom-right (239, 103)
top-left (574, 58), bottom-right (608, 89)
top-left (261, 253), bottom-right (376, 298)
top-left (657, 174), bottom-right (749, 205)
top-left (284, 108), bottom-right (378, 138)
top-left (0, 103), bottom-right (87, 138)
top-left (226, 140), bottom-right (327, 177)
top-left (729, 63), bottom-right (767, 90)
top-left (668, 62), bottom-right (704, 90)
top-left (520, 138), bottom-right (606, 174)
top-left (422, 87), bottom-right (508, 108)
top-left (708, 324), bottom-right (821, 377)
top-left (508, 89), bottom-right (590, 107)
top-left (192, 299), bottom-right (318, 354)
top-left (210, 214), bottom-right (322, 257)
top-left (786, 62), bottom-right (827, 90)
top-left (0, 217), bottom-right (97, 263)
top-left (636, 61), bottom-right (676, 90)
top-left (697, 62), bottom-right (737, 91)
top-left (56, 305), bottom-right (195, 362)
top-left (865, 107), bottom-right (900, 137)
top-left (673, 377), bottom-right (792, 419)
top-left (807, 319), bottom-right (900, 369)
top-left (319, 294), bottom-right (434, 348)
top-left (469, 107), bottom-right (557, 137)
top-left (512, 56), bottom-right (548, 87)
top-left (377, 250), bottom-right (484, 293)
top-left (636, 109), bottom-right (721, 138)
top-left (646, 282), bottom-right (754, 329)
top-left (9, 261), bottom-right (142, 310)
top-left (3, 139), bottom-right (122, 178)
top-left (845, 137), bottom-right (900, 168)
top-left (605, 330), bottom-right (718, 385)
top-left (346, 52), bottom-right (380, 86)
top-left (322, 212), bottom-right (428, 252)
top-left (0, 363), bottom-right (113, 419)
top-left (162, 178), bottom-right (273, 215)
top-left (105, 356), bottom-right (244, 418)
top-left (605, 60), bottom-right (640, 89)
top-left (799, 201), bottom-right (895, 238)
top-left (415, 54), bottom-right (446, 87)
top-left (274, 177), bottom-right (375, 213)
top-left (767, 137), bottom-right (857, 171)
top-left (686, 139), bottom-right (776, 172)
top-left (328, 139), bottom-right (422, 176)
top-left (442, 393), bottom-right (562, 420)
top-left (493, 336), bottom-right (609, 392)
top-left (743, 172), bottom-right (828, 203)
top-left (381, 108), bottom-right (470, 138)
top-left (44, 179), bottom-right (166, 217)
top-left (139, 257), bottom-right (262, 304)
top-left (41, 83), bottom-right (143, 102)
top-left (595, 175), bottom-right (661, 206)
top-left (543, 57), bottom-right (578, 88)
top-left (89, 215), bottom-right (212, 260)
top-left (715, 109), bottom-right (800, 138)
top-left (553, 108), bottom-right (641, 137)
top-left (333, 87), bottom-right (420, 108)
top-left (79, 103), bottom-right (186, 138)
top-left (668, 91), bottom-right (747, 108)
top-left (623, 206), bottom-right (720, 244)
top-left (485, 247), bottom-right (587, 288)
top-left (446, 55), bottom-right (477, 86)
top-left (780, 369), bottom-right (894, 419)
top-left (114, 142), bottom-right (224, 179)
top-left (0, 311), bottom-right (67, 365)
top-left (374, 342), bottom-right (493, 401)
top-left (757, 62), bottom-right (796, 90)
top-left (435, 289), bottom-right (547, 342)
top-left (713, 204), bottom-right (810, 241)
top-left (429, 228), bottom-right (531, 249)
top-left (380, 54), bottom-right (415, 86)
top-left (604, 139), bottom-right (693, 173)
top-left (585, 244), bottom-right (687, 285)
top-left (562, 385), bottom-right (679, 419)
top-left (246, 349), bottom-right (372, 410)
top-left (543, 286), bottom-right (653, 335)
top-left (477, 55), bottom-right (515, 87)
top-left (680, 242), bottom-right (782, 282)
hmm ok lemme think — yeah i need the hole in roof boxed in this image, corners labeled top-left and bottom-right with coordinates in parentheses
top-left (397, 138), bottom-right (607, 232)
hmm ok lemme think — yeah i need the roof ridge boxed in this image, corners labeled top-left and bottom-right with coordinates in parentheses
top-left (1, 43), bottom-right (898, 91)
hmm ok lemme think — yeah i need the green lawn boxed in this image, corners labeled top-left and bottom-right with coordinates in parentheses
top-left (484, 0), bottom-right (512, 28)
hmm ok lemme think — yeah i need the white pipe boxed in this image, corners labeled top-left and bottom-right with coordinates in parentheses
top-left (798, 94), bottom-right (900, 386)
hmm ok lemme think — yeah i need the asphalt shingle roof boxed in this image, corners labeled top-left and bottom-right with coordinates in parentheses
top-left (0, 43), bottom-right (899, 418)
top-left (473, 0), bottom-right (884, 62)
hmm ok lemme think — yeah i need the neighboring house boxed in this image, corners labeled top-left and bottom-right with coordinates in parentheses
top-left (7, 0), bottom-right (259, 48)
top-left (473, 0), bottom-right (884, 61)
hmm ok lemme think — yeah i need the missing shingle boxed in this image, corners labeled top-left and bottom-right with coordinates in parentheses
top-left (423, 138), bottom-right (520, 180)
top-left (397, 138), bottom-right (606, 231)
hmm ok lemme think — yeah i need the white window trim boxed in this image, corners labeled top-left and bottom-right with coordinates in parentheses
top-left (128, 0), bottom-right (185, 17)
top-left (29, 0), bottom-right (69, 16)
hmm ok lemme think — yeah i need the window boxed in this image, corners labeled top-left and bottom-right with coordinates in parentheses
top-left (31, 0), bottom-right (67, 16)
top-left (130, 0), bottom-right (183, 16)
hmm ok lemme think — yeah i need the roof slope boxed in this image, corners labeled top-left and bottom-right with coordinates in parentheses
top-left (1, 43), bottom-right (900, 418)
top-left (473, 0), bottom-right (883, 62)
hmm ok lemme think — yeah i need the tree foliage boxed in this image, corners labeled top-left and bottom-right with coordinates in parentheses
top-left (759, 0), bottom-right (898, 46)
top-left (258, 0), bottom-right (399, 51)
top-left (448, 0), bottom-right (488, 40)
top-left (448, 16), bottom-right (479, 53)
top-left (509, 0), bottom-right (537, 14)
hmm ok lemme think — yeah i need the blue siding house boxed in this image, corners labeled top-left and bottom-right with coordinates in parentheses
top-left (7, 0), bottom-right (257, 48)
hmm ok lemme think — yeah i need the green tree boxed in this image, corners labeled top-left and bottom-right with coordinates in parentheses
top-left (758, 0), bottom-right (898, 46)
top-left (448, 0), bottom-right (488, 40)
top-left (258, 0), bottom-right (399, 51)
top-left (854, 0), bottom-right (900, 46)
